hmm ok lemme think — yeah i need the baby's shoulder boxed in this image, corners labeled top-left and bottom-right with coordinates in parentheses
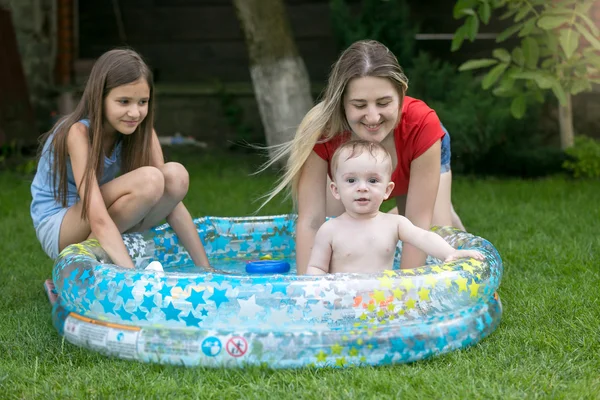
top-left (379, 213), bottom-right (410, 233)
top-left (320, 218), bottom-right (339, 230)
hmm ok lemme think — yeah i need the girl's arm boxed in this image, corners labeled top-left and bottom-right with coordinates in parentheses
top-left (67, 125), bottom-right (135, 268)
top-left (296, 151), bottom-right (329, 275)
top-left (400, 140), bottom-right (441, 269)
top-left (305, 222), bottom-right (333, 275)
top-left (148, 131), bottom-right (211, 268)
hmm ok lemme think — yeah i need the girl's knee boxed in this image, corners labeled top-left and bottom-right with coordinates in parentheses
top-left (136, 166), bottom-right (165, 202)
top-left (161, 162), bottom-right (189, 199)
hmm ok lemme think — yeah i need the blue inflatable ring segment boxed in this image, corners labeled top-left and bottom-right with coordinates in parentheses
top-left (246, 260), bottom-right (291, 274)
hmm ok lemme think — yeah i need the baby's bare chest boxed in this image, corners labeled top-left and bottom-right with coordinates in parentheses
top-left (330, 224), bottom-right (398, 258)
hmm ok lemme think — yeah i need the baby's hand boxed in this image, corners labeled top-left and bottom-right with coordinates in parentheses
top-left (444, 249), bottom-right (485, 263)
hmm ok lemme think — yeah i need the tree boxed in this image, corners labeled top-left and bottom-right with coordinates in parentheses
top-left (451, 0), bottom-right (600, 149)
top-left (232, 0), bottom-right (313, 160)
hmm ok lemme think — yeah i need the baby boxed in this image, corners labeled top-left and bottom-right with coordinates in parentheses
top-left (306, 139), bottom-right (484, 275)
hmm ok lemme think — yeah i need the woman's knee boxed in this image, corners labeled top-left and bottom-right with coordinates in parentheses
top-left (161, 162), bottom-right (189, 200)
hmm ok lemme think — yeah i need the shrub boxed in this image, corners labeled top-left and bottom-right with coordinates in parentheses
top-left (563, 136), bottom-right (600, 178)
top-left (406, 52), bottom-right (561, 176)
top-left (329, 1), bottom-right (561, 177)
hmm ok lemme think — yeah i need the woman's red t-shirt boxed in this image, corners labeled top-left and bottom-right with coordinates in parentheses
top-left (313, 96), bottom-right (445, 197)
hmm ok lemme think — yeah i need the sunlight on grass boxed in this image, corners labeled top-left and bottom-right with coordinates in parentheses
top-left (0, 149), bottom-right (598, 399)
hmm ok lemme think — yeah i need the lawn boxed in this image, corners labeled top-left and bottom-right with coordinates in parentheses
top-left (0, 148), bottom-right (598, 399)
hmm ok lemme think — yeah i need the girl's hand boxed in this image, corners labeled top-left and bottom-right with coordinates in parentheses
top-left (444, 249), bottom-right (485, 263)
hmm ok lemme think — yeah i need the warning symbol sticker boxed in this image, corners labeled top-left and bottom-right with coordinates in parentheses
top-left (225, 336), bottom-right (248, 357)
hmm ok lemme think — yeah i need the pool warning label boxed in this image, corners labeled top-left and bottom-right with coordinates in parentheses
top-left (225, 336), bottom-right (248, 357)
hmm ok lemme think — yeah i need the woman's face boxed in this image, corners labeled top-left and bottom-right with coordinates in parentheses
top-left (343, 76), bottom-right (401, 143)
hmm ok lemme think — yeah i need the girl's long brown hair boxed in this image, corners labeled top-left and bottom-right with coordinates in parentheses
top-left (38, 48), bottom-right (155, 220)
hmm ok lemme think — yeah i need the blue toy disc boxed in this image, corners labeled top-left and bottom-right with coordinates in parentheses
top-left (245, 260), bottom-right (291, 274)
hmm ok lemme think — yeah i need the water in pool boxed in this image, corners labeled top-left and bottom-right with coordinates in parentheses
top-left (169, 257), bottom-right (298, 275)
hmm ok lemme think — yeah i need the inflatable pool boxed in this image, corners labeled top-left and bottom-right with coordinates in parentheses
top-left (50, 214), bottom-right (503, 368)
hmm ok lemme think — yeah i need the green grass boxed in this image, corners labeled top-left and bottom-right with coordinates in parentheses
top-left (1, 148), bottom-right (599, 399)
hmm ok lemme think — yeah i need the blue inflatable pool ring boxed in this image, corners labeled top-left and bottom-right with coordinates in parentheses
top-left (49, 214), bottom-right (503, 368)
top-left (246, 259), bottom-right (291, 274)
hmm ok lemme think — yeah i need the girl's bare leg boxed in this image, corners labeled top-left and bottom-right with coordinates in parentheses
top-left (58, 166), bottom-right (165, 252)
top-left (133, 162), bottom-right (190, 231)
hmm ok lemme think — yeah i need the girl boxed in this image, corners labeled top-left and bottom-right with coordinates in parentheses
top-left (260, 40), bottom-right (465, 273)
top-left (31, 49), bottom-right (210, 269)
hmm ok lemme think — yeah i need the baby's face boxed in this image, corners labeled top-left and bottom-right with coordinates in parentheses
top-left (332, 149), bottom-right (394, 216)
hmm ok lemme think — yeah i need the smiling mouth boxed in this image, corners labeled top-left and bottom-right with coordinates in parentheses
top-left (363, 123), bottom-right (382, 131)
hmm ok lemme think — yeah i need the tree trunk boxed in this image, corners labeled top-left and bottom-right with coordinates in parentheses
top-left (6, 0), bottom-right (57, 134)
top-left (558, 93), bottom-right (574, 149)
top-left (232, 0), bottom-right (313, 160)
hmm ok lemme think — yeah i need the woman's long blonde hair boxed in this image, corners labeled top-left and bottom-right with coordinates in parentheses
top-left (259, 40), bottom-right (409, 209)
top-left (38, 48), bottom-right (155, 220)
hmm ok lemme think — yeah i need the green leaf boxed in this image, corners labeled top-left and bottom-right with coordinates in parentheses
top-left (499, 8), bottom-right (517, 20)
top-left (570, 79), bottom-right (592, 95)
top-left (575, 1), bottom-right (593, 15)
top-left (478, 2), bottom-right (492, 24)
top-left (512, 47), bottom-right (525, 66)
top-left (492, 48), bottom-right (511, 63)
top-left (572, 10), bottom-right (600, 36)
top-left (496, 23), bottom-right (524, 42)
top-left (511, 95), bottom-right (526, 119)
top-left (482, 63), bottom-right (509, 89)
top-left (522, 37), bottom-right (540, 68)
top-left (574, 23), bottom-right (600, 52)
top-left (551, 83), bottom-right (568, 105)
top-left (492, 86), bottom-right (516, 97)
top-left (451, 25), bottom-right (467, 52)
top-left (466, 15), bottom-right (480, 41)
top-left (453, 0), bottom-right (478, 19)
top-left (541, 58), bottom-right (555, 69)
top-left (518, 17), bottom-right (537, 37)
top-left (514, 6), bottom-right (531, 22)
top-left (458, 58), bottom-right (499, 71)
top-left (492, 75), bottom-right (517, 97)
top-left (511, 71), bottom-right (556, 89)
top-left (583, 52), bottom-right (600, 69)
top-left (559, 29), bottom-right (580, 59)
top-left (545, 32), bottom-right (560, 53)
top-left (537, 16), bottom-right (570, 30)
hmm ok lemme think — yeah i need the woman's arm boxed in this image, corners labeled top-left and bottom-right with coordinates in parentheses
top-left (148, 131), bottom-right (211, 268)
top-left (305, 222), bottom-right (333, 275)
top-left (67, 125), bottom-right (135, 268)
top-left (296, 151), bottom-right (329, 275)
top-left (400, 140), bottom-right (441, 269)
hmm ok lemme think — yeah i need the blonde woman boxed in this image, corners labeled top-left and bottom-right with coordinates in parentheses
top-left (262, 40), bottom-right (465, 273)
